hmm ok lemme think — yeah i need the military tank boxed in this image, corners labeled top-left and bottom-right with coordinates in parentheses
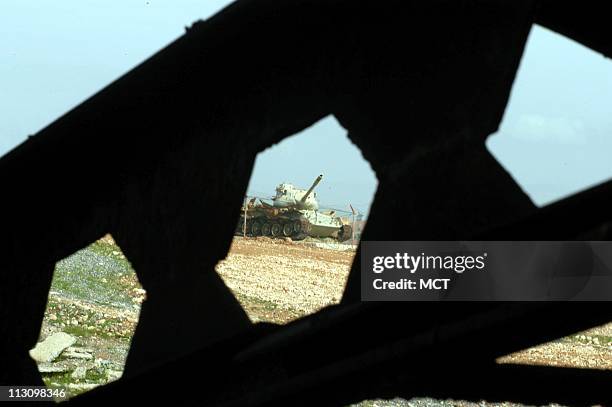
top-left (236, 174), bottom-right (352, 241)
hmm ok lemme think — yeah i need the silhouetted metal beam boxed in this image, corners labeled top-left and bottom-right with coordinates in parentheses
top-left (478, 179), bottom-right (612, 239)
top-left (536, 0), bottom-right (612, 59)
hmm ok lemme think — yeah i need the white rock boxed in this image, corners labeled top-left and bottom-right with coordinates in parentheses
top-left (71, 366), bottom-right (87, 380)
top-left (63, 350), bottom-right (93, 360)
top-left (67, 346), bottom-right (94, 353)
top-left (29, 332), bottom-right (76, 363)
top-left (38, 364), bottom-right (71, 373)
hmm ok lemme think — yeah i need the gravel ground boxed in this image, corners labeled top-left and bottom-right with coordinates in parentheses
top-left (216, 236), bottom-right (354, 322)
top-left (497, 323), bottom-right (612, 370)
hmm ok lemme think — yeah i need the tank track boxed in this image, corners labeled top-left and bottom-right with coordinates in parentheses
top-left (337, 224), bottom-right (353, 242)
top-left (236, 214), bottom-right (311, 241)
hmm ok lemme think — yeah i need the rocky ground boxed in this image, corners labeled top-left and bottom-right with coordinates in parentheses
top-left (34, 235), bottom-right (611, 403)
top-left (35, 235), bottom-right (142, 398)
top-left (216, 236), bottom-right (354, 322)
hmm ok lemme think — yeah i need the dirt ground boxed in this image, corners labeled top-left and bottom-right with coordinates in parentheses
top-left (216, 236), bottom-right (354, 322)
top-left (36, 236), bottom-right (611, 402)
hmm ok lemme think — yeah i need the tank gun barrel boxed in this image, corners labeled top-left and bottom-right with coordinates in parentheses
top-left (300, 174), bottom-right (323, 204)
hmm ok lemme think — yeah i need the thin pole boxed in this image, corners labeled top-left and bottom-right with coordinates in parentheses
top-left (243, 197), bottom-right (247, 237)
top-left (349, 204), bottom-right (356, 245)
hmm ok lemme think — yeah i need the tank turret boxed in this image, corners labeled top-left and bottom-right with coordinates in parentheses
top-left (272, 174), bottom-right (322, 210)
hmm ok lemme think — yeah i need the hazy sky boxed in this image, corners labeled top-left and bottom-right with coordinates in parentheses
top-left (2, 2), bottom-right (611, 215)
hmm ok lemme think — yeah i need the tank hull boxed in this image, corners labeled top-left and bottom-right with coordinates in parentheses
top-left (235, 205), bottom-right (351, 241)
